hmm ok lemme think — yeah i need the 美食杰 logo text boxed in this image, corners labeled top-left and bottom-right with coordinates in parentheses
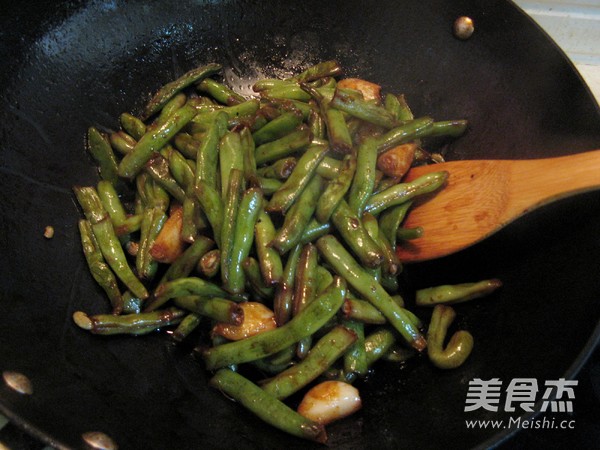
top-left (463, 377), bottom-right (577, 430)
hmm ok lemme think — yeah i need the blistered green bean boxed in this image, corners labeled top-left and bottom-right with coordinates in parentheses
top-left (87, 127), bottom-right (119, 185)
top-left (203, 276), bottom-right (346, 369)
top-left (143, 63), bottom-right (221, 119)
top-left (78, 219), bottom-right (123, 315)
top-left (209, 369), bottom-right (326, 443)
top-left (416, 279), bottom-right (502, 306)
top-left (267, 143), bottom-right (328, 214)
top-left (316, 235), bottom-right (425, 351)
top-left (261, 325), bottom-right (356, 400)
top-left (427, 305), bottom-right (474, 369)
top-left (119, 103), bottom-right (198, 179)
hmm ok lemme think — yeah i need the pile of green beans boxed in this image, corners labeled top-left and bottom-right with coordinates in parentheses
top-left (72, 60), bottom-right (502, 443)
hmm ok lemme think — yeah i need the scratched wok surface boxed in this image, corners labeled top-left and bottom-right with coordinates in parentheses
top-left (1, 0), bottom-right (600, 449)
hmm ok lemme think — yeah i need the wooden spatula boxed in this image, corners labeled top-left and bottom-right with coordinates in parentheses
top-left (395, 149), bottom-right (600, 263)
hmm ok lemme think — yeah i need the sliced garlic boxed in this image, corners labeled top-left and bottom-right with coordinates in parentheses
top-left (212, 302), bottom-right (276, 341)
top-left (297, 381), bottom-right (362, 425)
top-left (337, 78), bottom-right (381, 102)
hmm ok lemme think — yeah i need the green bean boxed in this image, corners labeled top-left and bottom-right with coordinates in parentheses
top-left (198, 249), bottom-right (221, 278)
top-left (136, 206), bottom-right (167, 280)
top-left (375, 117), bottom-right (434, 153)
top-left (138, 174), bottom-right (170, 211)
top-left (252, 78), bottom-right (292, 92)
top-left (384, 93), bottom-right (403, 121)
top-left (121, 291), bottom-right (143, 315)
top-left (293, 243), bottom-right (319, 359)
top-left (254, 177), bottom-right (282, 195)
top-left (173, 296), bottom-right (244, 325)
top-left (119, 112), bottom-right (146, 140)
top-left (396, 226), bottom-right (424, 240)
top-left (365, 171), bottom-right (448, 216)
top-left (336, 326), bottom-right (396, 383)
top-left (330, 88), bottom-right (397, 129)
top-left (316, 235), bottom-right (425, 351)
top-left (143, 63), bottom-right (221, 119)
top-left (308, 102), bottom-right (325, 139)
top-left (181, 196), bottom-right (200, 242)
top-left (168, 149), bottom-right (195, 189)
top-left (251, 357), bottom-right (293, 375)
top-left (78, 220), bottom-right (123, 315)
top-left (415, 279), bottom-right (502, 306)
top-left (348, 137), bottom-right (378, 216)
top-left (152, 92), bottom-right (187, 130)
top-left (360, 212), bottom-right (383, 282)
top-left (372, 176), bottom-right (399, 195)
top-left (363, 212), bottom-right (400, 276)
top-left (342, 319), bottom-right (368, 377)
top-left (173, 132), bottom-right (201, 159)
top-left (299, 218), bottom-right (332, 244)
top-left (427, 305), bottom-right (474, 369)
top-left (73, 186), bottom-right (149, 299)
top-left (191, 100), bottom-right (260, 129)
top-left (364, 327), bottom-right (397, 366)
top-left (172, 313), bottom-right (202, 342)
top-left (203, 276), bottom-right (346, 370)
top-left (273, 244), bottom-right (302, 326)
top-left (293, 60), bottom-right (343, 83)
top-left (252, 111), bottom-right (303, 146)
top-left (240, 127), bottom-right (257, 184)
top-left (427, 120), bottom-right (469, 138)
top-left (396, 94), bottom-right (415, 121)
top-left (194, 111), bottom-right (228, 192)
top-left (158, 236), bottom-right (214, 284)
top-left (300, 82), bottom-right (352, 154)
top-left (87, 127), bottom-right (119, 185)
top-left (150, 276), bottom-right (232, 311)
top-left (315, 265), bottom-right (334, 294)
top-left (220, 169), bottom-right (244, 287)
top-left (315, 156), bottom-right (342, 179)
top-left (119, 103), bottom-right (198, 179)
top-left (271, 175), bottom-right (323, 255)
top-left (256, 157), bottom-right (297, 180)
top-left (261, 325), bottom-right (356, 400)
top-left (263, 97), bottom-right (312, 120)
top-left (196, 77), bottom-right (246, 105)
top-left (254, 125), bottom-right (312, 165)
top-left (342, 297), bottom-right (386, 324)
top-left (330, 200), bottom-right (383, 269)
top-left (97, 180), bottom-right (128, 227)
top-left (262, 83), bottom-right (312, 102)
top-left (378, 201), bottom-right (413, 250)
top-left (145, 154), bottom-right (186, 203)
top-left (209, 369), bottom-right (326, 443)
top-left (315, 154), bottom-right (356, 223)
top-left (267, 143), bottom-right (328, 214)
top-left (254, 210), bottom-right (283, 286)
top-left (109, 130), bottom-right (136, 155)
top-left (194, 180), bottom-right (223, 248)
top-left (73, 308), bottom-right (184, 335)
top-left (219, 131), bottom-right (245, 198)
top-left (227, 188), bottom-right (263, 295)
top-left (242, 257), bottom-right (274, 300)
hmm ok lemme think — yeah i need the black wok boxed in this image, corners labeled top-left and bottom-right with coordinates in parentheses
top-left (1, 0), bottom-right (599, 449)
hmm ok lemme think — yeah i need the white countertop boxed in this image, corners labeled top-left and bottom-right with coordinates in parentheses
top-left (513, 0), bottom-right (600, 103)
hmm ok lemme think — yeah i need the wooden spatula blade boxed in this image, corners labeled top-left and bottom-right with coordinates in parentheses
top-left (396, 150), bottom-right (600, 263)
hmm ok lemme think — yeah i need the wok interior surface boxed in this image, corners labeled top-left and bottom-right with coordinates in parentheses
top-left (1, 0), bottom-right (600, 448)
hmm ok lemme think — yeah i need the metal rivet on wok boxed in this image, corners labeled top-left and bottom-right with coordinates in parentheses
top-left (2, 371), bottom-right (33, 395)
top-left (82, 431), bottom-right (119, 450)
